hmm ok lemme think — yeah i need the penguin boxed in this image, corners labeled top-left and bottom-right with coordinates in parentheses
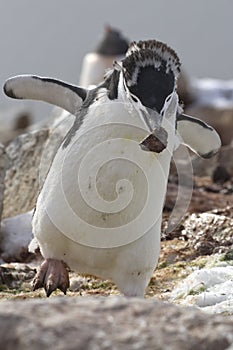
top-left (3, 39), bottom-right (221, 297)
top-left (79, 25), bottom-right (129, 87)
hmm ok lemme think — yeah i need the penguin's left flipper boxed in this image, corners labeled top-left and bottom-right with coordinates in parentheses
top-left (3, 75), bottom-right (87, 116)
top-left (176, 113), bottom-right (221, 158)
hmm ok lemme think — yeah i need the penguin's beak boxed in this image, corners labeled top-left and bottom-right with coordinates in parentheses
top-left (139, 126), bottom-right (168, 153)
top-left (141, 91), bottom-right (178, 132)
top-left (139, 108), bottom-right (167, 153)
top-left (139, 92), bottom-right (178, 153)
top-left (144, 108), bottom-right (163, 132)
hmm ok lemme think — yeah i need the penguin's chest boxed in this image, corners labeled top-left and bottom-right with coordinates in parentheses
top-left (42, 101), bottom-right (175, 245)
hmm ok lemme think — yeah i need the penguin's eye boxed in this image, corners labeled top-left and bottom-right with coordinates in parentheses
top-left (165, 94), bottom-right (172, 103)
top-left (131, 95), bottom-right (138, 103)
top-left (130, 93), bottom-right (140, 103)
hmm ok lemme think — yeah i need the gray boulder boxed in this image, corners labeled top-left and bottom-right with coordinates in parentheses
top-left (0, 144), bottom-right (8, 221)
top-left (0, 297), bottom-right (233, 350)
top-left (3, 129), bottom-right (49, 218)
top-left (3, 112), bottom-right (73, 219)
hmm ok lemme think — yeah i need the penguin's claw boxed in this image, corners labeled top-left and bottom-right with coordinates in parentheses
top-left (32, 259), bottom-right (70, 297)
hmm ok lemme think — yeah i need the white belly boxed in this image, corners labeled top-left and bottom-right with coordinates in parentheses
top-left (33, 100), bottom-right (176, 295)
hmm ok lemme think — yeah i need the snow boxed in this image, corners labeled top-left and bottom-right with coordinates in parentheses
top-left (191, 78), bottom-right (233, 109)
top-left (171, 262), bottom-right (233, 314)
top-left (0, 210), bottom-right (33, 261)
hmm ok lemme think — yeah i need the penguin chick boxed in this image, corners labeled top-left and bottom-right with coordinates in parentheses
top-left (4, 40), bottom-right (221, 297)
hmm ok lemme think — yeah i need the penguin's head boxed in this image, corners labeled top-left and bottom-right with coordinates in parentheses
top-left (120, 40), bottom-right (181, 116)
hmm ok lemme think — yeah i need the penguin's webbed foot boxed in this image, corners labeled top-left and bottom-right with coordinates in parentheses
top-left (32, 258), bottom-right (70, 297)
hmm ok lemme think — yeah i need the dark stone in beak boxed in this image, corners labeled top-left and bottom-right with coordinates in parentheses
top-left (139, 127), bottom-right (168, 153)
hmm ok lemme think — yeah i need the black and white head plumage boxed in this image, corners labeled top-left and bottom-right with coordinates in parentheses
top-left (121, 40), bottom-right (181, 113)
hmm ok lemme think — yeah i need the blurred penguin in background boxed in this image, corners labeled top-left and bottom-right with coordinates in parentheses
top-left (79, 25), bottom-right (129, 87)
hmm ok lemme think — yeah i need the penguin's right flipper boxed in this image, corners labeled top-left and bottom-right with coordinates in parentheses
top-left (176, 113), bottom-right (221, 158)
top-left (4, 75), bottom-right (87, 116)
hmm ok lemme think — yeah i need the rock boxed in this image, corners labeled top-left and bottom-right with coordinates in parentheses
top-left (190, 180), bottom-right (233, 214)
top-left (0, 263), bottom-right (36, 289)
top-left (0, 210), bottom-right (34, 262)
top-left (3, 129), bottom-right (49, 218)
top-left (165, 175), bottom-right (233, 221)
top-left (0, 144), bottom-right (8, 222)
top-left (69, 276), bottom-right (92, 292)
top-left (181, 207), bottom-right (233, 256)
top-left (165, 143), bottom-right (233, 224)
top-left (3, 115), bottom-right (75, 219)
top-left (0, 297), bottom-right (232, 349)
top-left (212, 166), bottom-right (231, 184)
top-left (217, 145), bottom-right (233, 178)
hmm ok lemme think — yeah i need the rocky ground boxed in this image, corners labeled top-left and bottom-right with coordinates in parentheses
top-left (1, 297), bottom-right (233, 350)
top-left (0, 112), bottom-right (232, 349)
